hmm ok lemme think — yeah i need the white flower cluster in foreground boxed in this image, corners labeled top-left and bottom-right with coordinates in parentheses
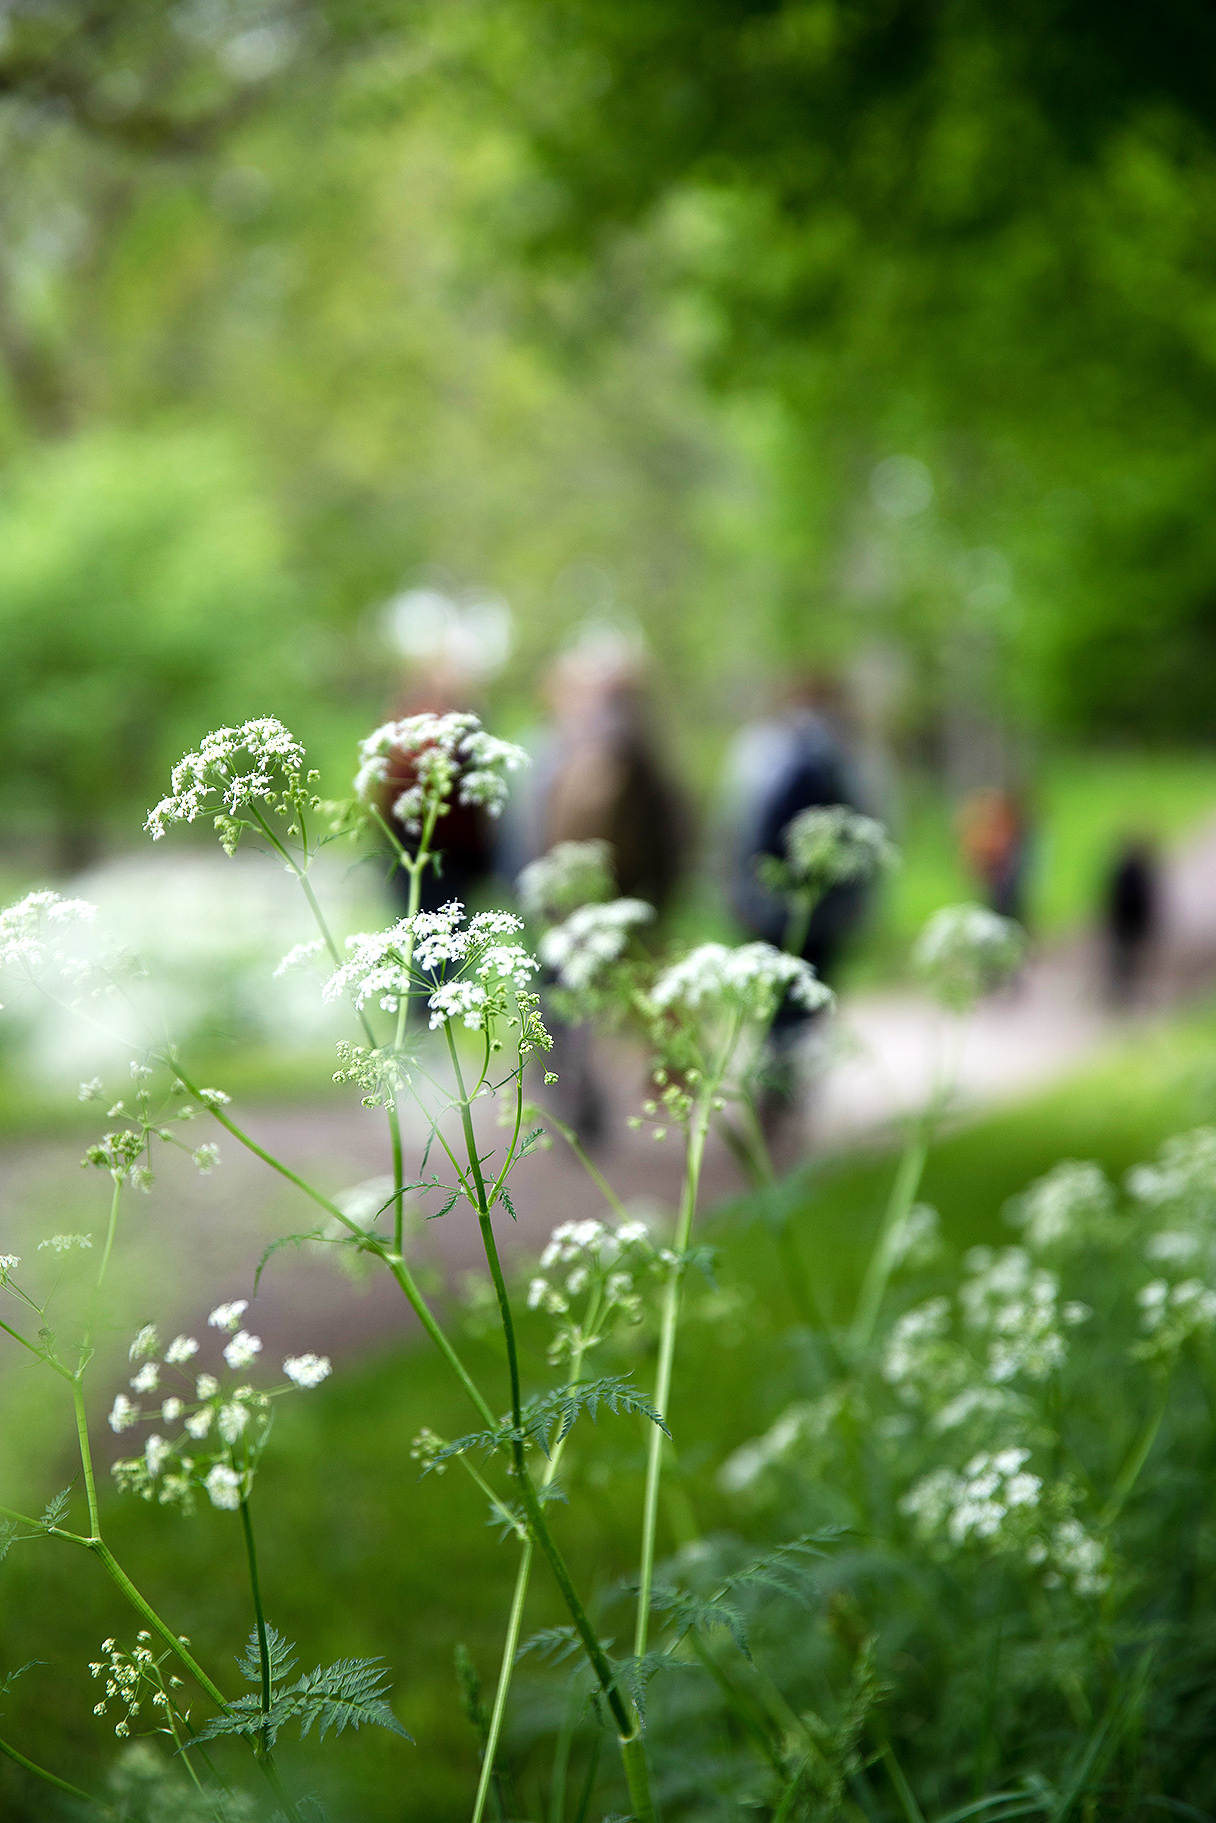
top-left (782, 806), bottom-right (897, 889)
top-left (960, 1247), bottom-right (1090, 1384)
top-left (517, 840), bottom-right (615, 922)
top-left (324, 902), bottom-right (538, 1026)
top-left (526, 1216), bottom-right (658, 1362)
top-left (0, 891), bottom-right (102, 1004)
top-left (1135, 1278), bottom-right (1216, 1358)
top-left (540, 899), bottom-right (655, 991)
top-left (1006, 1159), bottom-right (1114, 1252)
top-left (108, 1300), bottom-right (331, 1512)
top-left (650, 942), bottom-right (832, 1021)
top-left (913, 903), bottom-right (1026, 1008)
top-left (900, 1449), bottom-right (1108, 1595)
top-left (353, 712), bottom-right (528, 830)
top-left (146, 718), bottom-right (307, 840)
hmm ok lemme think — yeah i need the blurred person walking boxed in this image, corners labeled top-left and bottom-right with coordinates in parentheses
top-left (959, 787), bottom-right (1032, 925)
top-left (1104, 836), bottom-right (1160, 1004)
top-left (726, 675), bottom-right (875, 1122)
top-left (522, 633), bottom-right (689, 1142)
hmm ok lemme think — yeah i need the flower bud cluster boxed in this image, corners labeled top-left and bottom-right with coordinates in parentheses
top-left (516, 840), bottom-right (615, 922)
top-left (89, 1632), bottom-right (186, 1740)
top-left (913, 904), bottom-right (1026, 1009)
top-left (1005, 1159), bottom-right (1114, 1252)
top-left (354, 713), bottom-right (528, 831)
top-left (323, 902), bottom-right (539, 1031)
top-left (650, 942), bottom-right (831, 1022)
top-left (527, 1216), bottom-right (659, 1363)
top-left (146, 718), bottom-right (315, 852)
top-left (763, 806), bottom-right (897, 897)
top-left (900, 1450), bottom-right (1108, 1595)
top-left (540, 899), bottom-right (655, 992)
top-left (109, 1300), bottom-right (331, 1512)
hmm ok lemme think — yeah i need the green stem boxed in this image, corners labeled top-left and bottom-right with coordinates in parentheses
top-left (634, 1092), bottom-right (712, 1664)
top-left (849, 1129), bottom-right (929, 1352)
top-left (546, 1110), bottom-right (629, 1219)
top-left (445, 1026), bottom-right (651, 1809)
top-left (0, 1734), bottom-right (99, 1806)
top-left (171, 1063), bottom-right (496, 1429)
top-left (72, 1377), bottom-right (101, 1539)
top-left (472, 1332), bottom-right (594, 1823)
top-left (239, 1497), bottom-right (305, 1823)
top-left (471, 1540), bottom-right (533, 1823)
top-left (240, 1498), bottom-right (273, 1736)
top-left (86, 1176), bottom-right (123, 1346)
top-left (91, 1541), bottom-right (228, 1710)
top-left (772, 1756), bottom-right (810, 1823)
top-left (1101, 1375), bottom-right (1173, 1529)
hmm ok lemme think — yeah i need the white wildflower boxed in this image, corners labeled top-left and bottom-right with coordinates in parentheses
top-left (144, 1436), bottom-right (171, 1477)
top-left (273, 939), bottom-right (326, 979)
top-left (1135, 1276), bottom-right (1216, 1354)
top-left (961, 1248), bottom-right (1072, 1383)
top-left (161, 1397), bottom-right (183, 1423)
top-left (913, 904), bottom-right (1026, 1008)
top-left (130, 1362), bottom-right (160, 1394)
top-left (1007, 1160), bottom-right (1113, 1252)
top-left (353, 713), bottom-right (528, 829)
top-left (650, 942), bottom-right (832, 1020)
top-left (185, 1407), bottom-right (214, 1440)
top-left (0, 1255), bottom-right (19, 1281)
top-left (218, 1403), bottom-right (250, 1444)
top-left (540, 899), bottom-right (655, 991)
top-left (0, 891), bottom-right (99, 985)
top-left (164, 1335), bottom-right (199, 1365)
top-left (203, 1464), bottom-right (243, 1511)
top-left (517, 839), bottom-right (615, 921)
top-left (223, 1331), bottom-right (262, 1371)
top-left (198, 1087), bottom-right (231, 1108)
top-left (109, 1394), bottom-right (139, 1434)
top-left (128, 1325), bottom-right (159, 1361)
top-left (208, 1300), bottom-right (248, 1333)
top-left (78, 1078), bottom-right (104, 1102)
top-left (283, 1354), bottom-right (332, 1389)
top-left (38, 1233), bottom-right (93, 1254)
top-left (781, 807), bottom-right (897, 889)
top-left (1127, 1128), bottom-right (1216, 1211)
top-left (146, 719), bottom-right (306, 840)
top-left (196, 1373), bottom-right (219, 1399)
top-left (1145, 1230), bottom-right (1202, 1265)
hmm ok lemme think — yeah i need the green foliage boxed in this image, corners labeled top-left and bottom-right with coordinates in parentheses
top-left (0, 430), bottom-right (304, 861)
top-left (429, 1375), bottom-right (669, 1469)
top-left (194, 1627), bottom-right (410, 1751)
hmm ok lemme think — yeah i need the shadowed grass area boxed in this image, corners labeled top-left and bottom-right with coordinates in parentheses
top-left (3, 999), bottom-right (1216, 1818)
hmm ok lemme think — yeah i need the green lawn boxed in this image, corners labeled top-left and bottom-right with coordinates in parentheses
top-left (4, 996), bottom-right (1216, 1819)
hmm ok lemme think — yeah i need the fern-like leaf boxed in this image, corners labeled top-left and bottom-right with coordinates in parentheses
top-left (39, 1487), bottom-right (72, 1530)
top-left (515, 1626), bottom-right (594, 1669)
top-left (1, 1660), bottom-right (44, 1699)
top-left (0, 1521), bottom-right (17, 1563)
top-left (236, 1625), bottom-right (298, 1692)
top-left (291, 1657), bottom-right (412, 1742)
top-left (498, 1186), bottom-right (518, 1222)
top-left (530, 1375), bottom-right (669, 1452)
top-left (255, 1230), bottom-right (324, 1292)
top-left (191, 1692), bottom-right (291, 1750)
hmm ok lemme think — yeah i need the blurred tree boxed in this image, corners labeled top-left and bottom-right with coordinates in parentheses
top-left (483, 0), bottom-right (1216, 742)
top-left (0, 428), bottom-right (302, 868)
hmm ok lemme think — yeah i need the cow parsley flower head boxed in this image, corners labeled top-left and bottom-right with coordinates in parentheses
top-left (1135, 1277), bottom-right (1216, 1356)
top-left (208, 1300), bottom-right (248, 1333)
top-left (651, 942), bottom-right (832, 1022)
top-left (1007, 1160), bottom-right (1114, 1253)
top-left (913, 904), bottom-right (1026, 1009)
top-left (164, 1335), bottom-right (198, 1365)
top-left (204, 1464), bottom-right (243, 1511)
top-left (961, 1246), bottom-right (1083, 1383)
top-left (540, 899), bottom-right (655, 991)
top-left (283, 1353), bottom-right (332, 1388)
top-left (0, 1255), bottom-right (19, 1282)
top-left (323, 902), bottom-right (539, 1026)
top-left (517, 840), bottom-right (616, 922)
top-left (353, 713), bottom-right (529, 831)
top-left (146, 719), bottom-right (309, 849)
top-left (39, 1233), bottom-right (93, 1254)
top-left (223, 1330), bottom-right (262, 1371)
top-left (779, 807), bottom-right (897, 892)
top-left (128, 1326), bottom-right (159, 1361)
top-left (1127, 1128), bottom-right (1216, 1216)
top-left (0, 891), bottom-right (101, 999)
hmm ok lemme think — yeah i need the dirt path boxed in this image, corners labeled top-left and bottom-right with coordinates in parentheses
top-left (5, 820), bottom-right (1216, 1379)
